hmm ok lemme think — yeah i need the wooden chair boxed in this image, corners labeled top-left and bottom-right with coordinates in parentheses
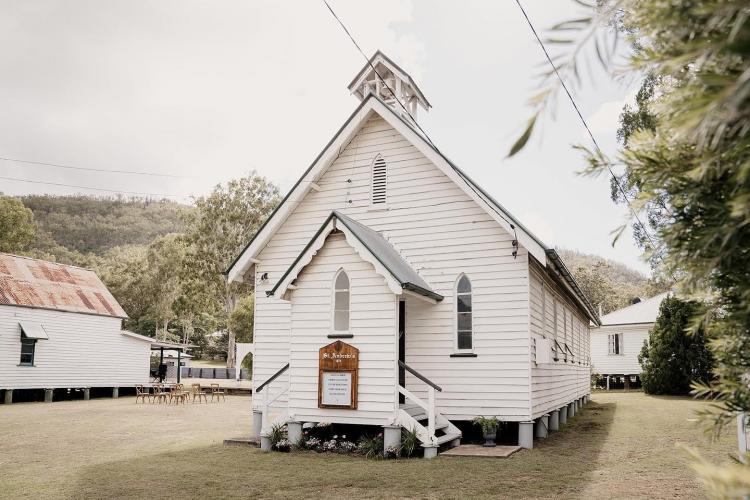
top-left (135, 385), bottom-right (151, 404)
top-left (169, 384), bottom-right (188, 405)
top-left (209, 383), bottom-right (226, 402)
top-left (151, 383), bottom-right (168, 404)
top-left (191, 383), bottom-right (208, 404)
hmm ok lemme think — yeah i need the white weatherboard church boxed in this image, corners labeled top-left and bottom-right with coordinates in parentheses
top-left (227, 52), bottom-right (599, 456)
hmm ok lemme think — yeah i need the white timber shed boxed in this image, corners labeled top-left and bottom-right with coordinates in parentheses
top-left (226, 51), bottom-right (600, 454)
top-left (590, 292), bottom-right (669, 388)
top-left (0, 253), bottom-right (153, 403)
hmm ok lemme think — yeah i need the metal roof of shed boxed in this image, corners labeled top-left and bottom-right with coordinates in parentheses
top-left (0, 253), bottom-right (127, 319)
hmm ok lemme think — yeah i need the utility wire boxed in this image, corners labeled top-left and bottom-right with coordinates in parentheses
top-left (0, 155), bottom-right (190, 178)
top-left (514, 0), bottom-right (665, 263)
top-left (322, 0), bottom-right (438, 151)
top-left (321, 0), bottom-right (521, 252)
top-left (0, 174), bottom-right (188, 199)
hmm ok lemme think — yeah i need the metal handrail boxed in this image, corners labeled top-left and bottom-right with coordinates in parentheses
top-left (399, 360), bottom-right (442, 392)
top-left (256, 363), bottom-right (289, 393)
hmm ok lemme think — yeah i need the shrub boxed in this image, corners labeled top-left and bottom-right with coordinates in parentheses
top-left (639, 296), bottom-right (714, 395)
top-left (357, 434), bottom-right (384, 459)
top-left (401, 427), bottom-right (420, 458)
top-left (472, 416), bottom-right (500, 434)
top-left (268, 422), bottom-right (287, 450)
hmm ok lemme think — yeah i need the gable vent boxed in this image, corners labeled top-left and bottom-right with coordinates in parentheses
top-left (371, 155), bottom-right (387, 205)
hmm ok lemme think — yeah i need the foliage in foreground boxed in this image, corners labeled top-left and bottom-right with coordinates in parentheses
top-left (513, 0), bottom-right (750, 494)
top-left (639, 296), bottom-right (714, 395)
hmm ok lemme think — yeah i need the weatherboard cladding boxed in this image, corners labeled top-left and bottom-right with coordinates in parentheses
top-left (226, 93), bottom-right (598, 324)
top-left (0, 253), bottom-right (127, 319)
top-left (271, 211), bottom-right (441, 301)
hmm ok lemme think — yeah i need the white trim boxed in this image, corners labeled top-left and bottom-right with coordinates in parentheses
top-left (272, 217), bottom-right (403, 300)
top-left (454, 273), bottom-right (473, 352)
top-left (120, 330), bottom-right (157, 343)
top-left (227, 97), bottom-right (546, 283)
top-left (332, 268), bottom-right (351, 333)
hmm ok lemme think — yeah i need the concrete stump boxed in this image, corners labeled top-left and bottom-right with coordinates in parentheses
top-left (535, 416), bottom-right (548, 439)
top-left (383, 425), bottom-right (401, 452)
top-left (112, 387), bottom-right (119, 399)
top-left (83, 388), bottom-right (90, 401)
top-left (423, 445), bottom-right (438, 459)
top-left (4, 389), bottom-right (12, 405)
top-left (519, 421), bottom-right (534, 449)
top-left (559, 406), bottom-right (567, 425)
top-left (260, 435), bottom-right (272, 451)
top-left (568, 402), bottom-right (576, 419)
top-left (44, 389), bottom-right (53, 402)
top-left (287, 421), bottom-right (302, 445)
top-left (549, 409), bottom-right (560, 431)
top-left (251, 410), bottom-right (263, 440)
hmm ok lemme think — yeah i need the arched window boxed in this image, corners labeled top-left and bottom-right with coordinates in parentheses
top-left (333, 269), bottom-right (350, 331)
top-left (371, 155), bottom-right (387, 205)
top-left (456, 274), bottom-right (472, 350)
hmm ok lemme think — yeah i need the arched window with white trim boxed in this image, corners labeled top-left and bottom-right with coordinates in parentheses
top-left (371, 155), bottom-right (387, 205)
top-left (333, 269), bottom-right (350, 331)
top-left (456, 274), bottom-right (473, 350)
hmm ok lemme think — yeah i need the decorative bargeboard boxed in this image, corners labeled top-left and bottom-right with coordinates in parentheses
top-left (318, 341), bottom-right (359, 409)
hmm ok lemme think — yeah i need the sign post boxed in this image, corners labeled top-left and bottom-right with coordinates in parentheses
top-left (318, 341), bottom-right (359, 409)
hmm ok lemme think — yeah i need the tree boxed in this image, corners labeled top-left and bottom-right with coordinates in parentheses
top-left (183, 172), bottom-right (280, 367)
top-left (639, 296), bottom-right (713, 395)
top-left (0, 195), bottom-right (36, 253)
top-left (513, 0), bottom-right (750, 492)
top-left (558, 248), bottom-right (668, 314)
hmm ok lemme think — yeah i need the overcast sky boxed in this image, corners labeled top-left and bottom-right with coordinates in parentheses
top-left (0, 0), bottom-right (647, 273)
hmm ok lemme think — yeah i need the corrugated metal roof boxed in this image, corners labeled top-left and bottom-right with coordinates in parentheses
top-left (600, 292), bottom-right (670, 326)
top-left (0, 253), bottom-right (127, 318)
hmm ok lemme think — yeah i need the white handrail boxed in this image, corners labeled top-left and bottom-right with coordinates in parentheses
top-left (398, 385), bottom-right (437, 445)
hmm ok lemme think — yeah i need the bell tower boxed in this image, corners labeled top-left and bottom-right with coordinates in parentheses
top-left (347, 51), bottom-right (431, 122)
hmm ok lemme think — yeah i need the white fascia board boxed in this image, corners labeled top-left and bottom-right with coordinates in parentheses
top-left (273, 217), bottom-right (403, 300)
top-left (226, 106), bottom-right (375, 283)
top-left (368, 98), bottom-right (547, 264)
top-left (273, 219), bottom-right (336, 300)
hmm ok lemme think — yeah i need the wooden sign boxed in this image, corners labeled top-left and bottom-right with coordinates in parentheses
top-left (318, 341), bottom-right (358, 409)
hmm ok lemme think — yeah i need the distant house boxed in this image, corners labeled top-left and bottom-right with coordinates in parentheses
top-left (0, 253), bottom-right (153, 402)
top-left (590, 292), bottom-right (669, 389)
top-left (226, 51), bottom-right (599, 454)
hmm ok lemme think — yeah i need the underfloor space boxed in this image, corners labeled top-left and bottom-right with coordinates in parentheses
top-left (0, 392), bottom-right (736, 499)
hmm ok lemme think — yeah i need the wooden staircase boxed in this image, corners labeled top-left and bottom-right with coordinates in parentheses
top-left (398, 403), bottom-right (462, 449)
top-left (396, 361), bottom-right (462, 455)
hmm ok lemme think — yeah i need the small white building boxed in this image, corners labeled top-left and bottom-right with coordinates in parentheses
top-left (0, 253), bottom-right (153, 402)
top-left (226, 52), bottom-right (599, 454)
top-left (590, 292), bottom-right (669, 388)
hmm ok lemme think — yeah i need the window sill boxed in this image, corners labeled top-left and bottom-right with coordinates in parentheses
top-left (449, 352), bottom-right (477, 358)
top-left (328, 333), bottom-right (353, 339)
top-left (17, 364), bottom-right (35, 367)
top-left (367, 205), bottom-right (389, 212)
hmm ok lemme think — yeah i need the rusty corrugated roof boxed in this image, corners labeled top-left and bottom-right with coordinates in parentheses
top-left (0, 253), bottom-right (128, 319)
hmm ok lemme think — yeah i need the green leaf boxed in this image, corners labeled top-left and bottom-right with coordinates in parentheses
top-left (507, 114), bottom-right (538, 157)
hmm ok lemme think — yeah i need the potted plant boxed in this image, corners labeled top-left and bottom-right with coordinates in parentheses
top-left (472, 416), bottom-right (500, 447)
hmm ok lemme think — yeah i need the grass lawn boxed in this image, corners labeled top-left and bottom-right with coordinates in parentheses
top-left (0, 392), bottom-right (735, 499)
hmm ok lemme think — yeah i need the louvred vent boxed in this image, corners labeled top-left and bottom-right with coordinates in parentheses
top-left (372, 156), bottom-right (387, 205)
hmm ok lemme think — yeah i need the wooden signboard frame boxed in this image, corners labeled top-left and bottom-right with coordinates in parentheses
top-left (318, 340), bottom-right (359, 409)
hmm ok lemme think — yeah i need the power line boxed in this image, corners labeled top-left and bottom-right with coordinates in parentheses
top-left (322, 0), bottom-right (438, 151)
top-left (0, 174), bottom-right (188, 199)
top-left (514, 0), bottom-right (666, 263)
top-left (0, 155), bottom-right (190, 178)
top-left (321, 0), bottom-right (521, 251)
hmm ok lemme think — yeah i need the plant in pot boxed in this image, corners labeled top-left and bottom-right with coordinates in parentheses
top-left (472, 416), bottom-right (500, 447)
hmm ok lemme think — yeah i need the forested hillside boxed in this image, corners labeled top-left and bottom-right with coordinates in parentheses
top-left (558, 248), bottom-right (667, 315)
top-left (21, 195), bottom-right (190, 262)
top-left (0, 188), bottom-right (664, 358)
